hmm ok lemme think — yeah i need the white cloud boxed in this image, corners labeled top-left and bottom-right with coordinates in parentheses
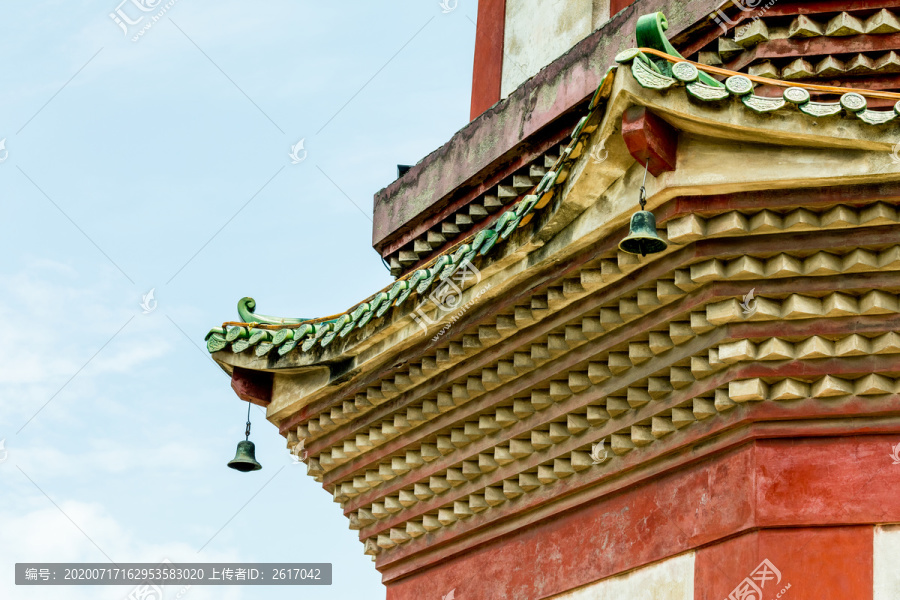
top-left (0, 497), bottom-right (244, 600)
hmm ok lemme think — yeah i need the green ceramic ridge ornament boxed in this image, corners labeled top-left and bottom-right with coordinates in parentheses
top-left (671, 61), bottom-right (699, 83)
top-left (725, 75), bottom-right (753, 96)
top-left (742, 94), bottom-right (786, 114)
top-left (798, 102), bottom-right (841, 118)
top-left (783, 87), bottom-right (810, 105)
top-left (857, 109), bottom-right (898, 125)
top-left (840, 92), bottom-right (867, 113)
top-left (237, 297), bottom-right (309, 325)
top-left (635, 12), bottom-right (722, 87)
top-left (631, 57), bottom-right (677, 91)
top-left (686, 82), bottom-right (730, 101)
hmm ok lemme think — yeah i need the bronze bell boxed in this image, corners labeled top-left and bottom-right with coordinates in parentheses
top-left (619, 209), bottom-right (667, 257)
top-left (227, 440), bottom-right (262, 472)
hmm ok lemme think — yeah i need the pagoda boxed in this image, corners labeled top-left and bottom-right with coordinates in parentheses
top-left (205, 1), bottom-right (900, 598)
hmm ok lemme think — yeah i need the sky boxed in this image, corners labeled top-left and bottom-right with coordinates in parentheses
top-left (0, 1), bottom-right (476, 598)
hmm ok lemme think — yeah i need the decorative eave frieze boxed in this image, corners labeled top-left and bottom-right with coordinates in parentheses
top-left (206, 21), bottom-right (900, 574)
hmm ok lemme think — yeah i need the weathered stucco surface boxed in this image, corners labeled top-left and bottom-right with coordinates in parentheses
top-left (548, 552), bottom-right (694, 600)
top-left (501, 0), bottom-right (594, 97)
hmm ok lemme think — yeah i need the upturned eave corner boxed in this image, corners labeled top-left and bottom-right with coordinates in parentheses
top-left (195, 5), bottom-right (900, 597)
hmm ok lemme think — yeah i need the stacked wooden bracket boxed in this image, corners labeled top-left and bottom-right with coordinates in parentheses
top-left (284, 188), bottom-right (900, 563)
top-left (385, 142), bottom-right (572, 277)
top-left (696, 5), bottom-right (900, 95)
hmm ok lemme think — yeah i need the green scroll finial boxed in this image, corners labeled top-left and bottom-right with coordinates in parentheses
top-left (635, 12), bottom-right (722, 88)
top-left (237, 297), bottom-right (309, 325)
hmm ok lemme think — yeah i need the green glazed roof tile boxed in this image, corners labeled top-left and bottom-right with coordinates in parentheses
top-left (857, 109), bottom-right (897, 125)
top-left (225, 326), bottom-right (249, 342)
top-left (207, 333), bottom-right (227, 353)
top-left (742, 94), bottom-right (786, 113)
top-left (278, 340), bottom-right (299, 356)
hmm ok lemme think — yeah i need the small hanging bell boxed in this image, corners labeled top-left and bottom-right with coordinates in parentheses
top-left (228, 403), bottom-right (262, 472)
top-left (619, 209), bottom-right (667, 257)
top-left (227, 440), bottom-right (262, 472)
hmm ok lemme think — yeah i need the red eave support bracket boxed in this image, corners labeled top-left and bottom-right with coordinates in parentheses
top-left (621, 106), bottom-right (678, 177)
top-left (231, 367), bottom-right (273, 407)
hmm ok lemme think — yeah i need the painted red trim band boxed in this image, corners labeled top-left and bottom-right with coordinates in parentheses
top-left (470, 0), bottom-right (506, 120)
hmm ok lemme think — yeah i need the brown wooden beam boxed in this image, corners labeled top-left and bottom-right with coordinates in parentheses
top-left (231, 366), bottom-right (273, 407)
top-left (621, 106), bottom-right (678, 177)
top-left (724, 33), bottom-right (900, 73)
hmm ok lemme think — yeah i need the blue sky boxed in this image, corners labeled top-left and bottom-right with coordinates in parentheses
top-left (0, 1), bottom-right (476, 598)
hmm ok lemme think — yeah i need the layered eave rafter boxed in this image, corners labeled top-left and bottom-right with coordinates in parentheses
top-left (206, 51), bottom-right (900, 574)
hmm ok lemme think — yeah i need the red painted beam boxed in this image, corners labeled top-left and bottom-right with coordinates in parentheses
top-left (470, 0), bottom-right (506, 121)
top-left (724, 33), bottom-right (900, 73)
top-left (621, 106), bottom-right (678, 176)
top-left (231, 366), bottom-right (272, 407)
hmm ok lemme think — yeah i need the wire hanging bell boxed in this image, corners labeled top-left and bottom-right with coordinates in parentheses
top-left (618, 164), bottom-right (667, 257)
top-left (227, 403), bottom-right (263, 472)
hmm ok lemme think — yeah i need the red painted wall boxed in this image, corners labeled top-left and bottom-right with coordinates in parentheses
top-left (384, 434), bottom-right (900, 600)
top-left (470, 0), bottom-right (506, 120)
top-left (695, 527), bottom-right (874, 600)
top-left (610, 0), bottom-right (637, 16)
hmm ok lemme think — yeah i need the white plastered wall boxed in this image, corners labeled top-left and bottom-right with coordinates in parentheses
top-left (874, 524), bottom-right (900, 600)
top-left (548, 552), bottom-right (695, 600)
top-left (501, 0), bottom-right (611, 96)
